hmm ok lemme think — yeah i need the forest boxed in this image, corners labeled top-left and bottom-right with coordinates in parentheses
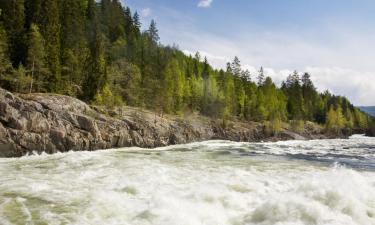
top-left (0, 0), bottom-right (370, 133)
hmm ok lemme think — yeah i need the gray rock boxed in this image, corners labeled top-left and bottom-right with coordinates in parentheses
top-left (0, 88), bottom-right (332, 157)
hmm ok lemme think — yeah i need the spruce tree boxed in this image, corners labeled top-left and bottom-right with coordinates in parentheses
top-left (133, 12), bottom-right (141, 33)
top-left (60, 0), bottom-right (86, 93)
top-left (301, 72), bottom-right (318, 120)
top-left (25, 0), bottom-right (42, 27)
top-left (284, 71), bottom-right (304, 120)
top-left (83, 0), bottom-right (107, 101)
top-left (147, 20), bottom-right (159, 43)
top-left (0, 22), bottom-right (12, 82)
top-left (0, 0), bottom-right (26, 66)
top-left (257, 67), bottom-right (265, 86)
top-left (231, 56), bottom-right (241, 77)
top-left (40, 0), bottom-right (61, 92)
top-left (26, 24), bottom-right (48, 93)
top-left (202, 57), bottom-right (210, 114)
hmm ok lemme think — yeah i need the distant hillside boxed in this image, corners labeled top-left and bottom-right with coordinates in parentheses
top-left (359, 107), bottom-right (375, 117)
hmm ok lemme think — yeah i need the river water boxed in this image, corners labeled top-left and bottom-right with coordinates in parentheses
top-left (0, 135), bottom-right (375, 225)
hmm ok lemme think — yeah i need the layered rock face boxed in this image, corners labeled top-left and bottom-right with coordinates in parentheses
top-left (0, 88), bottom-right (327, 157)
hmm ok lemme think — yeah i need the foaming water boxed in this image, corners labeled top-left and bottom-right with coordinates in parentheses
top-left (0, 136), bottom-right (375, 225)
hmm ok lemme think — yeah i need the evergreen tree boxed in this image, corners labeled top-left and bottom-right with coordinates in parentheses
top-left (60, 0), bottom-right (86, 93)
top-left (147, 20), bottom-right (159, 44)
top-left (257, 67), bottom-right (265, 86)
top-left (83, 0), bottom-right (107, 101)
top-left (26, 24), bottom-right (48, 93)
top-left (123, 7), bottom-right (133, 36)
top-left (301, 72), bottom-right (318, 120)
top-left (193, 52), bottom-right (201, 77)
top-left (106, 0), bottom-right (126, 42)
top-left (25, 0), bottom-right (42, 27)
top-left (241, 69), bottom-right (251, 81)
top-left (0, 0), bottom-right (26, 66)
top-left (40, 0), bottom-right (61, 92)
top-left (284, 71), bottom-right (304, 120)
top-left (231, 56), bottom-right (241, 77)
top-left (202, 57), bottom-right (210, 113)
top-left (133, 12), bottom-right (141, 33)
top-left (0, 22), bottom-right (13, 83)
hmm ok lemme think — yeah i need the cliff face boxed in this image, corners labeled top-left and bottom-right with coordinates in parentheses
top-left (0, 88), bottom-right (332, 157)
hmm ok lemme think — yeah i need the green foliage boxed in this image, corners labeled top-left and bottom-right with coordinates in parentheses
top-left (0, 24), bottom-right (13, 81)
top-left (291, 120), bottom-right (305, 133)
top-left (265, 117), bottom-right (283, 136)
top-left (94, 84), bottom-right (123, 108)
top-left (283, 71), bottom-right (305, 120)
top-left (26, 24), bottom-right (48, 92)
top-left (326, 106), bottom-right (345, 133)
top-left (0, 0), bottom-right (26, 66)
top-left (159, 59), bottom-right (186, 113)
top-left (12, 65), bottom-right (32, 93)
top-left (109, 61), bottom-right (141, 106)
top-left (40, 0), bottom-right (61, 92)
top-left (83, 0), bottom-right (107, 101)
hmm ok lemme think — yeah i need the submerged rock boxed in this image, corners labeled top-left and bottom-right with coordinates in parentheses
top-left (0, 88), bottom-right (332, 157)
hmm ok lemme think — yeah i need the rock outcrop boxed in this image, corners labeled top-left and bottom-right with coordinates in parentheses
top-left (0, 88), bottom-right (329, 157)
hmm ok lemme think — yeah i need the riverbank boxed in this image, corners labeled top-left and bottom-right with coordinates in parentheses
top-left (0, 88), bottom-right (348, 157)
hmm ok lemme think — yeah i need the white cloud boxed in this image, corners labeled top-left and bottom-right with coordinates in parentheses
top-left (140, 8), bottom-right (152, 18)
top-left (197, 0), bottom-right (213, 8)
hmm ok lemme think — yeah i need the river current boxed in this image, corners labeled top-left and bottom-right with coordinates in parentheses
top-left (0, 135), bottom-right (375, 225)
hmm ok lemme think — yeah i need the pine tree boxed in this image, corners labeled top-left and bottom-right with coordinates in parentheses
top-left (60, 0), bottom-right (86, 94)
top-left (147, 20), bottom-right (159, 43)
top-left (231, 56), bottom-right (241, 77)
top-left (284, 71), bottom-right (304, 120)
top-left (193, 52), bottom-right (201, 77)
top-left (40, 0), bottom-right (61, 92)
top-left (26, 24), bottom-right (48, 93)
top-left (202, 57), bottom-right (210, 114)
top-left (83, 0), bottom-right (107, 101)
top-left (60, 0), bottom-right (86, 52)
top-left (222, 71), bottom-right (236, 117)
top-left (241, 69), bottom-right (251, 81)
top-left (0, 22), bottom-right (12, 82)
top-left (133, 12), bottom-right (141, 32)
top-left (107, 0), bottom-right (126, 42)
top-left (301, 72), bottom-right (318, 121)
top-left (257, 67), bottom-right (265, 86)
top-left (0, 0), bottom-right (26, 66)
top-left (25, 0), bottom-right (42, 28)
top-left (123, 7), bottom-right (133, 36)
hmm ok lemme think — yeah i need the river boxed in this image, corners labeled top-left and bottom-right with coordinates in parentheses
top-left (0, 135), bottom-right (375, 225)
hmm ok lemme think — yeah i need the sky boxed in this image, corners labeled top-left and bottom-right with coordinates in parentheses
top-left (122, 0), bottom-right (375, 106)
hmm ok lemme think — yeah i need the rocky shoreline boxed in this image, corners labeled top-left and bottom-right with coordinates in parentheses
top-left (0, 88), bottom-right (349, 157)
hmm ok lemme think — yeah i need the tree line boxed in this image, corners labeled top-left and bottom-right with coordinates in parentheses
top-left (0, 0), bottom-right (370, 133)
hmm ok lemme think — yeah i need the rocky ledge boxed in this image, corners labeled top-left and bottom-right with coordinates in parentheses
top-left (0, 88), bottom-right (339, 157)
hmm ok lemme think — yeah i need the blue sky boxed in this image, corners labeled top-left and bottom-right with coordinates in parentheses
top-left (122, 0), bottom-right (375, 106)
